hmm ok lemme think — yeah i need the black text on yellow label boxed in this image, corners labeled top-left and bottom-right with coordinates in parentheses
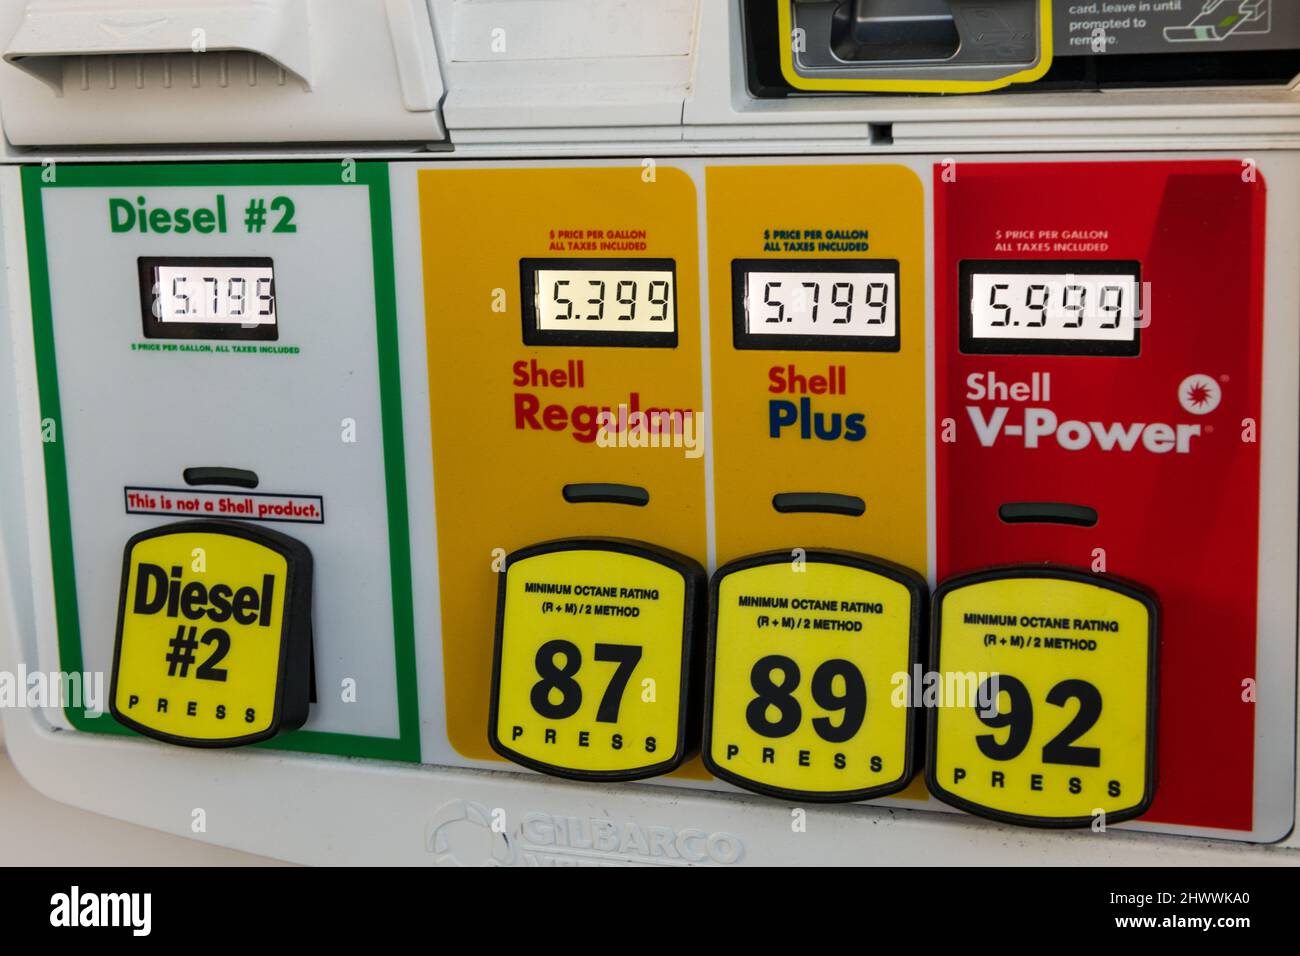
top-left (703, 550), bottom-right (926, 802)
top-left (488, 539), bottom-right (705, 780)
top-left (110, 521), bottom-right (313, 747)
top-left (926, 567), bottom-right (1159, 827)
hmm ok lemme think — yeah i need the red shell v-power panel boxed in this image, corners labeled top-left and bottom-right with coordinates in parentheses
top-left (934, 161), bottom-right (1265, 832)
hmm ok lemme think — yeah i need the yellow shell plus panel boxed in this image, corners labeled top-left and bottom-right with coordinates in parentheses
top-left (704, 551), bottom-right (926, 802)
top-left (419, 165), bottom-right (707, 771)
top-left (489, 540), bottom-right (706, 780)
top-left (705, 163), bottom-right (927, 573)
top-left (110, 521), bottom-right (313, 747)
top-left (927, 567), bottom-right (1159, 828)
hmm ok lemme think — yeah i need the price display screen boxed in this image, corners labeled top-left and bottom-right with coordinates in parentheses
top-left (926, 567), bottom-right (1159, 828)
top-left (960, 260), bottom-right (1142, 356)
top-left (732, 259), bottom-right (901, 351)
top-left (488, 539), bottom-right (705, 781)
top-left (138, 257), bottom-right (278, 341)
top-left (520, 258), bottom-right (677, 347)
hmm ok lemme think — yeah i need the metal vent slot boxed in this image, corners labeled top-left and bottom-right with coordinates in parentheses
top-left (62, 51), bottom-right (301, 93)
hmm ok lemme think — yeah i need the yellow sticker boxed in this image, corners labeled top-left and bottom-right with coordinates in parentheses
top-left (927, 568), bottom-right (1159, 827)
top-left (110, 521), bottom-right (313, 747)
top-left (704, 551), bottom-right (925, 801)
top-left (489, 540), bottom-right (704, 780)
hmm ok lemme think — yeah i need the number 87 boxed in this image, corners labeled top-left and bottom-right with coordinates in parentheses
top-left (530, 639), bottom-right (643, 723)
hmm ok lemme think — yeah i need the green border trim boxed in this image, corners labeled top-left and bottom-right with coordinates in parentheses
top-left (21, 161), bottom-right (420, 762)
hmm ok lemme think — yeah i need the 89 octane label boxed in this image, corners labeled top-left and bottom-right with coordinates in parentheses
top-left (703, 551), bottom-right (925, 802)
top-left (489, 541), bottom-right (703, 781)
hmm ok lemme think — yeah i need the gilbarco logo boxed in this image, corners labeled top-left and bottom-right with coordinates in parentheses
top-left (426, 799), bottom-right (745, 867)
top-left (965, 371), bottom-right (1208, 455)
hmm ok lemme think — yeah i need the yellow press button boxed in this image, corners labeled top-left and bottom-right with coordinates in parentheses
top-left (110, 521), bottom-right (313, 747)
top-left (489, 539), bottom-right (706, 781)
top-left (926, 566), bottom-right (1159, 828)
top-left (703, 550), bottom-right (926, 802)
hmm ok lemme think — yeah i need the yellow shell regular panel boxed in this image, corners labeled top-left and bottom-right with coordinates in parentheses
top-left (419, 166), bottom-right (708, 770)
top-left (705, 164), bottom-right (928, 573)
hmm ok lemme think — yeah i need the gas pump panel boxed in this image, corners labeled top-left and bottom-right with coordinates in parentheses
top-left (934, 161), bottom-right (1271, 835)
top-left (701, 163), bottom-right (930, 804)
top-left (22, 163), bottom-right (419, 759)
top-left (0, 0), bottom-right (1298, 868)
top-left (418, 165), bottom-right (710, 778)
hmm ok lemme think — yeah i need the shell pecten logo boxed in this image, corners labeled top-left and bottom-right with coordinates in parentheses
top-left (1178, 374), bottom-right (1223, 416)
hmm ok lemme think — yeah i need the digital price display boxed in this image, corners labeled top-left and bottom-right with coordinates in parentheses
top-left (520, 258), bottom-right (677, 347)
top-left (732, 259), bottom-right (901, 351)
top-left (960, 260), bottom-right (1141, 356)
top-left (703, 551), bottom-right (926, 802)
top-left (138, 257), bottom-right (278, 341)
top-left (926, 567), bottom-right (1159, 828)
top-left (488, 539), bottom-right (706, 780)
top-left (110, 521), bottom-right (314, 747)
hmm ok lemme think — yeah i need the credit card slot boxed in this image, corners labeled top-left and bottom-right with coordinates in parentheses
top-left (562, 483), bottom-right (650, 506)
top-left (772, 492), bottom-right (866, 517)
top-left (182, 466), bottom-right (260, 489)
top-left (831, 0), bottom-right (960, 63)
top-left (998, 502), bottom-right (1098, 527)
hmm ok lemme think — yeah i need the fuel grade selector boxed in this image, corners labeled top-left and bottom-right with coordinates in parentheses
top-left (488, 539), bottom-right (706, 781)
top-left (703, 550), bottom-right (926, 803)
top-left (110, 521), bottom-right (314, 748)
top-left (926, 566), bottom-right (1159, 828)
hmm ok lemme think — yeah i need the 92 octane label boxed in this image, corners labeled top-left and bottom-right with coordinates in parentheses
top-left (928, 573), bottom-right (1156, 824)
top-left (491, 549), bottom-right (693, 776)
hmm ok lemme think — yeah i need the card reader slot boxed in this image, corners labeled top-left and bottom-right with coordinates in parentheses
top-left (562, 483), bottom-right (650, 507)
top-left (772, 492), bottom-right (866, 517)
top-left (998, 502), bottom-right (1098, 528)
top-left (831, 0), bottom-right (961, 63)
top-left (182, 467), bottom-right (260, 490)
